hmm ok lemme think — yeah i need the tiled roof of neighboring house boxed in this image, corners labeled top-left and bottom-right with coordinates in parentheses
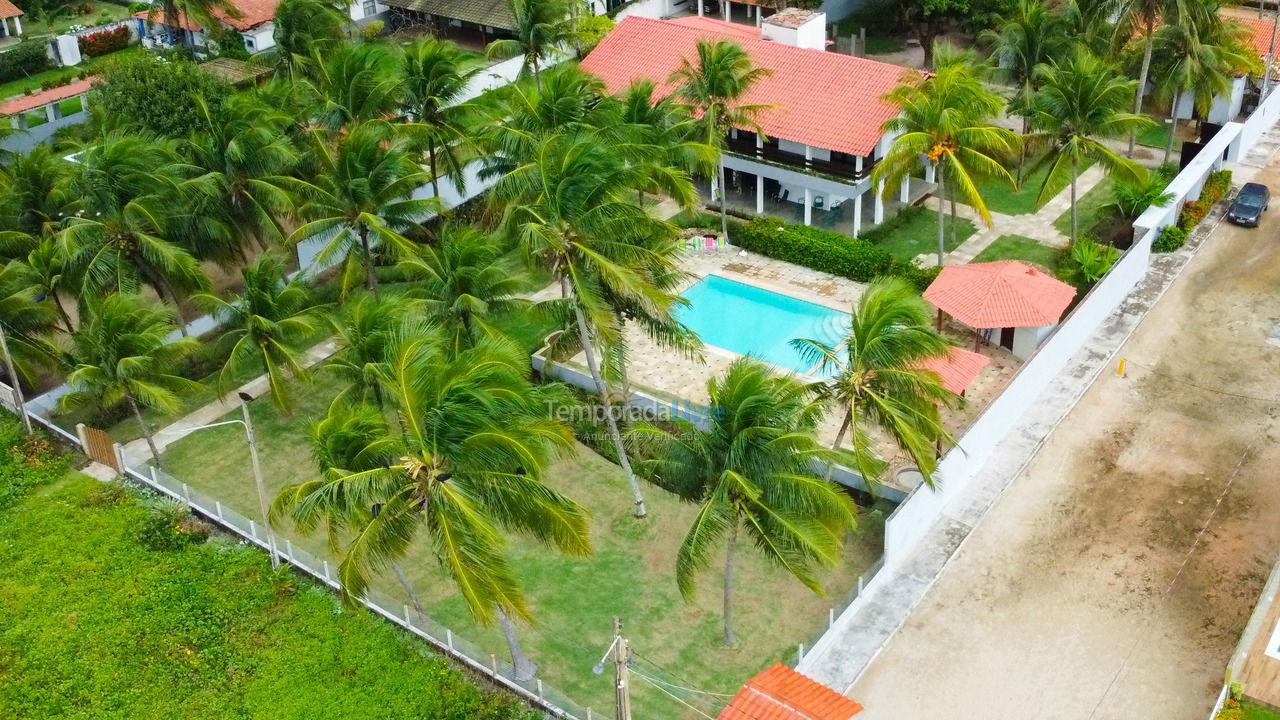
top-left (718, 664), bottom-right (863, 720)
top-left (919, 346), bottom-right (992, 395)
top-left (134, 0), bottom-right (278, 32)
top-left (378, 0), bottom-right (515, 31)
top-left (924, 261), bottom-right (1077, 329)
top-left (0, 77), bottom-right (96, 116)
top-left (666, 15), bottom-right (761, 40)
top-left (1233, 15), bottom-right (1279, 59)
top-left (0, 0), bottom-right (23, 18)
top-left (581, 16), bottom-right (916, 157)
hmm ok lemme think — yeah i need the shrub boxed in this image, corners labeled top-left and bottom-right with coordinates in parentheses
top-left (0, 41), bottom-right (54, 84)
top-left (733, 216), bottom-right (896, 282)
top-left (136, 498), bottom-right (211, 551)
top-left (1154, 224), bottom-right (1188, 252)
top-left (1179, 169), bottom-right (1232, 230)
top-left (128, 1), bottom-right (151, 11)
top-left (576, 14), bottom-right (614, 51)
top-left (361, 19), bottom-right (385, 41)
top-left (1214, 698), bottom-right (1243, 720)
top-left (95, 52), bottom-right (232, 137)
top-left (79, 25), bottom-right (132, 57)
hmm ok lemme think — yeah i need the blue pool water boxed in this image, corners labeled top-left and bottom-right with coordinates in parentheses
top-left (676, 275), bottom-right (851, 375)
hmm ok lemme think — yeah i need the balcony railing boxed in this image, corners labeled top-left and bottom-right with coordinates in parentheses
top-left (724, 136), bottom-right (871, 182)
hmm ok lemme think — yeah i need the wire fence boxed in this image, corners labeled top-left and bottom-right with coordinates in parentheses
top-left (796, 556), bottom-right (886, 666)
top-left (18, 401), bottom-right (608, 720)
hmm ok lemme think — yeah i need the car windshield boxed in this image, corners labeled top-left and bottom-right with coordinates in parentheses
top-left (1238, 192), bottom-right (1265, 209)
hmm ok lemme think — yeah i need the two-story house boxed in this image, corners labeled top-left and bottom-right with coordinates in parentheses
top-left (580, 10), bottom-right (928, 239)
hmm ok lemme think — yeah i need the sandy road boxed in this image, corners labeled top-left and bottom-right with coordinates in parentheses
top-left (848, 159), bottom-right (1280, 719)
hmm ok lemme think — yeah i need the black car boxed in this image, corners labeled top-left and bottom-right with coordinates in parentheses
top-left (1228, 182), bottom-right (1270, 227)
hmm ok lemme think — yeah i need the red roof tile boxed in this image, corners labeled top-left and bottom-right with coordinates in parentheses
top-left (667, 15), bottom-right (761, 40)
top-left (1230, 15), bottom-right (1278, 58)
top-left (135, 0), bottom-right (277, 32)
top-left (718, 664), bottom-right (862, 720)
top-left (0, 0), bottom-right (23, 18)
top-left (918, 346), bottom-right (991, 395)
top-left (580, 16), bottom-right (916, 157)
top-left (0, 77), bottom-right (95, 116)
top-left (924, 261), bottom-right (1076, 329)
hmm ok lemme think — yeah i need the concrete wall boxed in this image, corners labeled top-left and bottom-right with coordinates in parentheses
top-left (0, 110), bottom-right (89, 154)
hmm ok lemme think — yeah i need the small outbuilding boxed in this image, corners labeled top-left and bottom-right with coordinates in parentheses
top-left (0, 0), bottom-right (23, 39)
top-left (923, 260), bottom-right (1076, 361)
top-left (718, 663), bottom-right (862, 720)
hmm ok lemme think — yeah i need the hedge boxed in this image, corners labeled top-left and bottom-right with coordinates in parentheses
top-left (0, 41), bottom-right (53, 84)
top-left (730, 216), bottom-right (940, 291)
top-left (1178, 169), bottom-right (1232, 231)
top-left (1153, 224), bottom-right (1188, 252)
top-left (79, 25), bottom-right (132, 58)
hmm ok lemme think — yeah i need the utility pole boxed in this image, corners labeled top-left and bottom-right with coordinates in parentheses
top-left (0, 323), bottom-right (31, 434)
top-left (239, 392), bottom-right (280, 570)
top-left (612, 617), bottom-right (632, 720)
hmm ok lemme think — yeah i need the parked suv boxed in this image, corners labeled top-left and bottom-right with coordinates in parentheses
top-left (1228, 183), bottom-right (1270, 227)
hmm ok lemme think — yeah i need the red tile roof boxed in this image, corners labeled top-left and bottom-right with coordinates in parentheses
top-left (0, 77), bottom-right (96, 116)
top-left (135, 0), bottom-right (277, 32)
top-left (918, 346), bottom-right (991, 395)
top-left (667, 15), bottom-right (761, 40)
top-left (580, 16), bottom-right (917, 157)
top-left (1232, 15), bottom-right (1278, 58)
top-left (924, 261), bottom-right (1076, 329)
top-left (0, 0), bottom-right (23, 18)
top-left (718, 664), bottom-right (862, 720)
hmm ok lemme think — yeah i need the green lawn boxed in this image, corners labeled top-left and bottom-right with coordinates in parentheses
top-left (1137, 115), bottom-right (1177, 150)
top-left (14, 1), bottom-right (135, 39)
top-left (0, 425), bottom-right (534, 720)
top-left (866, 207), bottom-right (976, 263)
top-left (973, 162), bottom-right (1061, 216)
top-left (1052, 177), bottom-right (1117, 239)
top-left (158, 374), bottom-right (885, 719)
top-left (0, 45), bottom-right (143, 101)
top-left (972, 234), bottom-right (1063, 273)
top-left (1245, 700), bottom-right (1280, 719)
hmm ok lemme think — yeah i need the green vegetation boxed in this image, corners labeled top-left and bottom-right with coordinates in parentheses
top-left (1052, 176), bottom-right (1114, 237)
top-left (864, 207), bottom-right (976, 263)
top-left (973, 234), bottom-right (1062, 272)
top-left (0, 45), bottom-right (143, 100)
top-left (1243, 700), bottom-right (1280, 720)
top-left (974, 161), bottom-right (1056, 216)
top-left (11, 1), bottom-right (135, 38)
top-left (1137, 116), bottom-right (1175, 150)
top-left (0, 419), bottom-right (533, 720)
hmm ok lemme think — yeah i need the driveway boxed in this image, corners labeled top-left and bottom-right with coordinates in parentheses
top-left (848, 159), bottom-right (1280, 719)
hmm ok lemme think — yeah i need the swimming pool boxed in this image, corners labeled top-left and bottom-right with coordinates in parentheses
top-left (676, 275), bottom-right (850, 375)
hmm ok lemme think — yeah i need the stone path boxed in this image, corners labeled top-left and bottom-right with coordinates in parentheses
top-left (918, 165), bottom-right (1107, 267)
top-left (122, 339), bottom-right (337, 466)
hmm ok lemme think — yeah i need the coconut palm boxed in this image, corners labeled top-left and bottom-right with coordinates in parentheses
top-left (0, 145), bottom-right (70, 239)
top-left (59, 294), bottom-right (201, 469)
top-left (16, 239), bottom-right (76, 334)
top-left (398, 223), bottom-right (535, 352)
top-left (266, 0), bottom-right (349, 81)
top-left (630, 358), bottom-right (858, 646)
top-left (1111, 0), bottom-right (1195, 156)
top-left (873, 60), bottom-right (1018, 266)
top-left (323, 292), bottom-right (408, 409)
top-left (195, 256), bottom-right (318, 414)
top-left (0, 259), bottom-right (61, 375)
top-left (1060, 0), bottom-right (1117, 59)
top-left (981, 0), bottom-right (1069, 184)
top-left (139, 0), bottom-right (239, 45)
top-left (304, 43), bottom-right (402, 131)
top-left (289, 120), bottom-right (438, 298)
top-left (486, 0), bottom-right (578, 89)
top-left (490, 129), bottom-right (695, 519)
top-left (618, 80), bottom-right (719, 207)
top-left (399, 37), bottom-right (482, 199)
top-left (273, 325), bottom-right (588, 681)
top-left (792, 277), bottom-right (957, 486)
top-left (669, 39), bottom-right (771, 243)
top-left (1027, 51), bottom-right (1154, 245)
top-left (1151, 10), bottom-right (1262, 164)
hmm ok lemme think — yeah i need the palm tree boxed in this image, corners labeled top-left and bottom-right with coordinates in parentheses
top-left (618, 80), bottom-right (719, 207)
top-left (873, 60), bottom-right (1018, 266)
top-left (669, 39), bottom-right (771, 243)
top-left (273, 326), bottom-right (589, 681)
top-left (140, 0), bottom-right (239, 45)
top-left (1111, 0), bottom-right (1193, 157)
top-left (398, 223), bottom-right (535, 352)
top-left (0, 145), bottom-right (70, 239)
top-left (1027, 51), bottom-right (1154, 245)
top-left (195, 256), bottom-right (318, 414)
top-left (304, 43), bottom-right (402, 131)
top-left (630, 358), bottom-right (858, 646)
top-left (0, 259), bottom-right (61, 374)
top-left (487, 0), bottom-right (578, 89)
top-left (59, 294), bottom-right (201, 469)
top-left (1060, 0), bottom-right (1118, 59)
top-left (57, 133), bottom-right (210, 313)
top-left (981, 0), bottom-right (1068, 184)
top-left (792, 278), bottom-right (957, 485)
top-left (490, 129), bottom-right (695, 519)
top-left (17, 239), bottom-right (76, 334)
top-left (290, 120), bottom-right (437, 298)
top-left (1151, 10), bottom-right (1262, 164)
top-left (266, 0), bottom-right (349, 81)
top-left (323, 292), bottom-right (407, 409)
top-left (399, 37), bottom-right (482, 200)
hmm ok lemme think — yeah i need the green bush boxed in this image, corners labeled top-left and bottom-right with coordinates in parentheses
top-left (734, 216), bottom-right (896, 282)
top-left (361, 19), bottom-right (385, 41)
top-left (1154, 224), bottom-right (1188, 252)
top-left (135, 498), bottom-right (211, 550)
top-left (0, 41), bottom-right (54, 84)
top-left (94, 52), bottom-right (232, 137)
top-left (128, 1), bottom-right (151, 11)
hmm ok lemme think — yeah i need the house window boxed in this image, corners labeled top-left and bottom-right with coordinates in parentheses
top-left (243, 36), bottom-right (256, 51)
top-left (362, 0), bottom-right (377, 17)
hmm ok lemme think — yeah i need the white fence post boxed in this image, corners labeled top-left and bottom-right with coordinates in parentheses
top-left (215, 501), bottom-right (224, 521)
top-left (74, 422), bottom-right (88, 451)
top-left (249, 519), bottom-right (259, 543)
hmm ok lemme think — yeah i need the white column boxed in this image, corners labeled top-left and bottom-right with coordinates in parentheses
top-left (803, 187), bottom-right (813, 226)
top-left (698, 0), bottom-right (703, 16)
top-left (925, 163), bottom-right (936, 183)
top-left (12, 16), bottom-right (20, 35)
top-left (874, 181), bottom-right (885, 223)
top-left (756, 174), bottom-right (764, 214)
top-left (856, 155), bottom-right (863, 176)
top-left (0, 18), bottom-right (8, 37)
top-left (45, 104), bottom-right (56, 122)
top-left (756, 9), bottom-right (762, 26)
top-left (900, 177), bottom-right (910, 203)
top-left (853, 194), bottom-right (863, 236)
top-left (723, 1), bottom-right (729, 21)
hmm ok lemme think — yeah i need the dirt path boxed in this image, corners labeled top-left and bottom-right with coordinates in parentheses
top-left (849, 161), bottom-right (1280, 719)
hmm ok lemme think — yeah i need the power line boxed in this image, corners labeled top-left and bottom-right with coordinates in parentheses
top-left (630, 650), bottom-right (737, 698)
top-left (629, 667), bottom-right (736, 700)
top-left (630, 670), bottom-right (720, 720)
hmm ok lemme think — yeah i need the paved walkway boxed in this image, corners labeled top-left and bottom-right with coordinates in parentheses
top-left (122, 339), bottom-right (337, 465)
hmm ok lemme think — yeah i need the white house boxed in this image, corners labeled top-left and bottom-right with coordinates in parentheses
top-left (580, 11), bottom-right (927, 238)
top-left (134, 0), bottom-right (387, 54)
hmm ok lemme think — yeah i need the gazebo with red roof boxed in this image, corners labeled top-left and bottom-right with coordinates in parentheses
top-left (923, 261), bottom-right (1076, 360)
top-left (919, 346), bottom-right (992, 397)
top-left (718, 664), bottom-right (863, 720)
top-left (0, 0), bottom-right (23, 39)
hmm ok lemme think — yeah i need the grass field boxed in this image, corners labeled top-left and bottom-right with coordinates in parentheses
top-left (868, 207), bottom-right (975, 263)
top-left (0, 419), bottom-right (532, 720)
top-left (12, 1), bottom-right (135, 39)
top-left (0, 45), bottom-right (142, 101)
top-left (1137, 115), bottom-right (1177, 151)
top-left (1052, 177), bottom-right (1116, 239)
top-left (972, 234), bottom-right (1063, 273)
top-left (158, 374), bottom-right (886, 719)
top-left (1245, 700), bottom-right (1280, 719)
